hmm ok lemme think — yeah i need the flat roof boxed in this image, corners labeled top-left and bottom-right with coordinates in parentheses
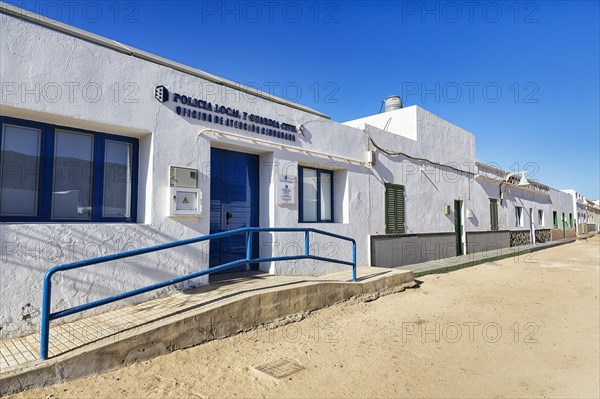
top-left (0, 2), bottom-right (330, 120)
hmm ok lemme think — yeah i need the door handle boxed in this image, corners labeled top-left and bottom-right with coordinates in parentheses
top-left (226, 211), bottom-right (233, 225)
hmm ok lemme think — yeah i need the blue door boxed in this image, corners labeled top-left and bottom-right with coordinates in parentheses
top-left (210, 148), bottom-right (259, 272)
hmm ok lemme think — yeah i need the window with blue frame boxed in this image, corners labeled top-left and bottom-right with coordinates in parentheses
top-left (0, 117), bottom-right (138, 222)
top-left (299, 166), bottom-right (333, 223)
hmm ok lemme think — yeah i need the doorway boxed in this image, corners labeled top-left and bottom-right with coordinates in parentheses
top-left (209, 148), bottom-right (260, 273)
top-left (454, 200), bottom-right (463, 256)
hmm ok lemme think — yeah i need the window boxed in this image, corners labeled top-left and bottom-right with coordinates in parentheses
top-left (0, 117), bottom-right (138, 222)
top-left (299, 166), bottom-right (333, 223)
top-left (0, 124), bottom-right (41, 216)
top-left (385, 183), bottom-right (405, 234)
top-left (489, 198), bottom-right (499, 231)
top-left (515, 206), bottom-right (523, 227)
top-left (553, 211), bottom-right (558, 228)
top-left (569, 213), bottom-right (573, 227)
top-left (538, 209), bottom-right (544, 226)
top-left (52, 130), bottom-right (94, 220)
top-left (103, 141), bottom-right (133, 218)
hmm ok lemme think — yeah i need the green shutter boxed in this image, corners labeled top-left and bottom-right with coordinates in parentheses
top-left (569, 213), bottom-right (573, 227)
top-left (489, 199), bottom-right (499, 231)
top-left (385, 183), bottom-right (405, 234)
top-left (396, 185), bottom-right (405, 233)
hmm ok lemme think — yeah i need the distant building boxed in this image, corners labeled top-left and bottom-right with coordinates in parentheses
top-left (585, 199), bottom-right (600, 232)
top-left (560, 189), bottom-right (597, 235)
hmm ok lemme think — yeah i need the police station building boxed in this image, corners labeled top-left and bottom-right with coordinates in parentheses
top-left (0, 4), bottom-right (577, 335)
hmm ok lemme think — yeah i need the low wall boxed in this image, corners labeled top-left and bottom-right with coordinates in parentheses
top-left (535, 229), bottom-right (551, 243)
top-left (371, 230), bottom-right (512, 267)
top-left (466, 230), bottom-right (510, 254)
top-left (551, 228), bottom-right (576, 240)
top-left (371, 233), bottom-right (456, 267)
top-left (510, 230), bottom-right (531, 247)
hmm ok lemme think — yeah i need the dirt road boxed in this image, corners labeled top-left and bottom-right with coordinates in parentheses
top-left (13, 237), bottom-right (600, 398)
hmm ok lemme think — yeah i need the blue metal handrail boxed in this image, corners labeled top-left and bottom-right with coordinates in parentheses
top-left (39, 227), bottom-right (356, 360)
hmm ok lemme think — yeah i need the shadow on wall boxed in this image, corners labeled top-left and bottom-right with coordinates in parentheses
top-left (469, 211), bottom-right (479, 227)
top-left (0, 223), bottom-right (210, 339)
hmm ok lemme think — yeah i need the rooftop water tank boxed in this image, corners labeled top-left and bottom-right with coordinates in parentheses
top-left (384, 95), bottom-right (403, 112)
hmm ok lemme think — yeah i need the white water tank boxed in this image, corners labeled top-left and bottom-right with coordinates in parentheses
top-left (384, 95), bottom-right (403, 112)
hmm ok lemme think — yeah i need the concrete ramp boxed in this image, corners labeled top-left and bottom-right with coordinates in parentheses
top-left (0, 269), bottom-right (414, 395)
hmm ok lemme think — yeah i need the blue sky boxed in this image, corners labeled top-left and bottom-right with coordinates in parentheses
top-left (7, 0), bottom-right (600, 198)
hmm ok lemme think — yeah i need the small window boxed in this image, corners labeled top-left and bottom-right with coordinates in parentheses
top-left (299, 166), bottom-right (333, 223)
top-left (553, 211), bottom-right (558, 228)
top-left (489, 198), bottom-right (499, 231)
top-left (385, 183), bottom-right (405, 234)
top-left (515, 206), bottom-right (523, 227)
top-left (538, 209), bottom-right (544, 226)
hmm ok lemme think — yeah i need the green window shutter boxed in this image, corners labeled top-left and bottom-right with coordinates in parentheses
top-left (569, 213), bottom-right (573, 227)
top-left (385, 184), bottom-right (405, 234)
top-left (489, 199), bottom-right (498, 231)
top-left (396, 185), bottom-right (405, 233)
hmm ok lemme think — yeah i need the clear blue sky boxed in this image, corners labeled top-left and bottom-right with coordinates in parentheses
top-left (8, 0), bottom-right (600, 198)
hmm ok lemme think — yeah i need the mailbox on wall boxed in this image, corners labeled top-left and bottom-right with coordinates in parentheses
top-left (168, 166), bottom-right (202, 217)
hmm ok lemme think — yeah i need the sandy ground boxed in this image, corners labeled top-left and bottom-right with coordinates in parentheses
top-left (12, 236), bottom-right (600, 398)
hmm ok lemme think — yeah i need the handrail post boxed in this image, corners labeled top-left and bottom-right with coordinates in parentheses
top-left (40, 272), bottom-right (52, 360)
top-left (305, 231), bottom-right (310, 256)
top-left (246, 231), bottom-right (253, 261)
top-left (352, 241), bottom-right (357, 282)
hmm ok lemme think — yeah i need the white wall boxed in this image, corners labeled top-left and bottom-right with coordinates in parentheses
top-left (343, 106), bottom-right (419, 141)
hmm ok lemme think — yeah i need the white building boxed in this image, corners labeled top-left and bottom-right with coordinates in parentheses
top-left (0, 3), bottom-right (580, 337)
top-left (587, 200), bottom-right (600, 231)
top-left (560, 189), bottom-right (590, 235)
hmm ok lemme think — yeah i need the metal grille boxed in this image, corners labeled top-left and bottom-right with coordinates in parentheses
top-left (254, 359), bottom-right (304, 379)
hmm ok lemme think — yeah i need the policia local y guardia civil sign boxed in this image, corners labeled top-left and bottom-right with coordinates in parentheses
top-left (154, 85), bottom-right (298, 142)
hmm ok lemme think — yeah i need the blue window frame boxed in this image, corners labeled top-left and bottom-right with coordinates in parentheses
top-left (0, 116), bottom-right (138, 223)
top-left (298, 166), bottom-right (334, 223)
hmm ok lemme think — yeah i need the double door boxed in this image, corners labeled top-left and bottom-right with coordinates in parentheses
top-left (209, 148), bottom-right (259, 272)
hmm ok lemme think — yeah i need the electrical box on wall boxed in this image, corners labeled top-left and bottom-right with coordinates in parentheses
top-left (169, 188), bottom-right (202, 217)
top-left (170, 166), bottom-right (198, 188)
top-left (168, 166), bottom-right (202, 217)
top-left (443, 205), bottom-right (451, 215)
